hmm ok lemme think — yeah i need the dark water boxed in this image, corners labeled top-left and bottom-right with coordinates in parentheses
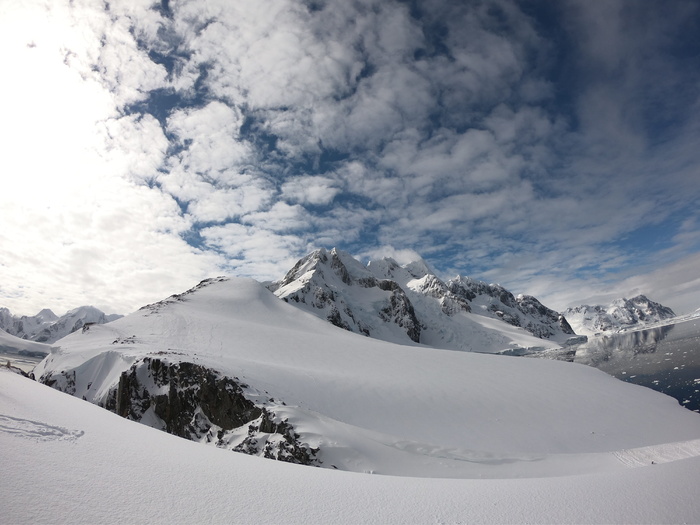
top-left (529, 319), bottom-right (700, 413)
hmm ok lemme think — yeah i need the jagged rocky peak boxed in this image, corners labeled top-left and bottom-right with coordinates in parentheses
top-left (564, 294), bottom-right (676, 336)
top-left (269, 249), bottom-right (423, 343)
top-left (269, 248), bottom-right (576, 351)
top-left (610, 295), bottom-right (675, 322)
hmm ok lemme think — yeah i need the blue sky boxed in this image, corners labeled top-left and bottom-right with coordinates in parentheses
top-left (1, 0), bottom-right (700, 316)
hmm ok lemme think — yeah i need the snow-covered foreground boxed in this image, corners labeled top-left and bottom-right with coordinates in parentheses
top-left (4, 277), bottom-right (700, 522)
top-left (3, 370), bottom-right (700, 524)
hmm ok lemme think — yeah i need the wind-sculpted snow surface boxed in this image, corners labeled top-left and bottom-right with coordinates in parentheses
top-left (269, 248), bottom-right (575, 353)
top-left (32, 276), bottom-right (700, 481)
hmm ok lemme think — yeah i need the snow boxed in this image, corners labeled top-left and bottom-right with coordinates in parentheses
top-left (273, 251), bottom-right (572, 352)
top-left (5, 276), bottom-right (700, 523)
top-left (0, 328), bottom-right (52, 356)
top-left (0, 305), bottom-right (122, 343)
top-left (565, 295), bottom-right (676, 336)
top-left (0, 328), bottom-right (52, 372)
top-left (4, 369), bottom-right (700, 524)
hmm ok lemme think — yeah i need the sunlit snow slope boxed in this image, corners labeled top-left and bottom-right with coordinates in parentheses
top-left (32, 277), bottom-right (700, 479)
top-left (4, 369), bottom-right (700, 525)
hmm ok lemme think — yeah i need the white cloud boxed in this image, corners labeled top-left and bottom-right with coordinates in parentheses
top-left (2, 0), bottom-right (699, 321)
top-left (0, 0), bottom-right (222, 315)
top-left (359, 246), bottom-right (423, 266)
top-left (166, 102), bottom-right (249, 174)
top-left (200, 222), bottom-right (307, 280)
top-left (280, 176), bottom-right (340, 206)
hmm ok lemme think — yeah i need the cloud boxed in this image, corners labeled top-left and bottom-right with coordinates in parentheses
top-left (359, 246), bottom-right (423, 267)
top-left (200, 222), bottom-right (307, 280)
top-left (280, 176), bottom-right (340, 206)
top-left (2, 0), bottom-right (700, 320)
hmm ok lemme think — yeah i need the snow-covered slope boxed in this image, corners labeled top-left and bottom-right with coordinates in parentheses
top-left (33, 276), bottom-right (700, 480)
top-left (0, 306), bottom-right (122, 343)
top-left (0, 327), bottom-right (52, 357)
top-left (268, 248), bottom-right (575, 353)
top-left (4, 369), bottom-right (700, 525)
top-left (564, 295), bottom-right (676, 336)
top-left (5, 369), bottom-right (700, 525)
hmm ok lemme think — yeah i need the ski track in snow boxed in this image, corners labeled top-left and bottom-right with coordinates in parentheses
top-left (0, 414), bottom-right (84, 443)
top-left (613, 438), bottom-right (700, 467)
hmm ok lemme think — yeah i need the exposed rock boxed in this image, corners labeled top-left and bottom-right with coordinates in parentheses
top-left (41, 357), bottom-right (319, 466)
top-left (269, 249), bottom-right (576, 349)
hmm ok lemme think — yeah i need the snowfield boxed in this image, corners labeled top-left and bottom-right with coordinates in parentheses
top-left (4, 370), bottom-right (700, 524)
top-left (3, 277), bottom-right (700, 523)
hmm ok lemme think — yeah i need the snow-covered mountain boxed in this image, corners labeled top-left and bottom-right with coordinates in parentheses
top-left (32, 276), bottom-right (700, 479)
top-left (0, 305), bottom-right (121, 343)
top-left (268, 248), bottom-right (575, 353)
top-left (564, 295), bottom-right (676, 336)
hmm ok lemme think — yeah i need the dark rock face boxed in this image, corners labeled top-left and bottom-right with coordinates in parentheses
top-left (232, 408), bottom-right (318, 464)
top-left (112, 359), bottom-right (262, 436)
top-left (379, 287), bottom-right (421, 343)
top-left (42, 357), bottom-right (319, 466)
top-left (449, 279), bottom-right (575, 339)
top-left (515, 295), bottom-right (576, 338)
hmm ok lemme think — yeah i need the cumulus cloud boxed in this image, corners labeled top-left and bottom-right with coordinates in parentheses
top-left (2, 0), bottom-right (700, 317)
top-left (280, 176), bottom-right (340, 206)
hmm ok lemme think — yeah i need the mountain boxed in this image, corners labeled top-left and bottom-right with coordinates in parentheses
top-left (0, 305), bottom-right (122, 343)
top-left (268, 248), bottom-right (575, 353)
top-left (564, 295), bottom-right (676, 336)
top-left (31, 276), bottom-right (700, 481)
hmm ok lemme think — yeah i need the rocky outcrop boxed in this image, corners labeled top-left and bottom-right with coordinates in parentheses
top-left (41, 357), bottom-right (319, 466)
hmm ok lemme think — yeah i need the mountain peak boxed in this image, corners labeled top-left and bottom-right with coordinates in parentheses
top-left (269, 248), bottom-right (575, 351)
top-left (565, 295), bottom-right (675, 335)
top-left (35, 308), bottom-right (58, 322)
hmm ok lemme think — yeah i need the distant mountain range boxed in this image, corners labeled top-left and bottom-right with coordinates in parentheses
top-left (563, 295), bottom-right (676, 336)
top-left (268, 248), bottom-right (575, 353)
top-left (0, 249), bottom-right (679, 351)
top-left (0, 306), bottom-right (121, 344)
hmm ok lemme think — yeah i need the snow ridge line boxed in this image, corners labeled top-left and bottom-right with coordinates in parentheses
top-left (613, 438), bottom-right (700, 467)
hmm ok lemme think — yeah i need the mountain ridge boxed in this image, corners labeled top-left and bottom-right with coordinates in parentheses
top-left (0, 305), bottom-right (122, 343)
top-left (268, 248), bottom-right (575, 353)
top-left (564, 295), bottom-right (676, 336)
